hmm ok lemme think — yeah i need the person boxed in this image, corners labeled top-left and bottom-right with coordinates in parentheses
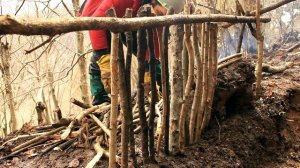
top-left (79, 0), bottom-right (185, 105)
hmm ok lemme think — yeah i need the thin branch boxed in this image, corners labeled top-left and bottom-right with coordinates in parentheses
top-left (61, 0), bottom-right (74, 17)
top-left (15, 0), bottom-right (26, 16)
top-left (25, 35), bottom-right (56, 54)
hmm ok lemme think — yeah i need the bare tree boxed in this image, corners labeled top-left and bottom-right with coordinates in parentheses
top-left (0, 41), bottom-right (18, 131)
top-left (72, 0), bottom-right (90, 106)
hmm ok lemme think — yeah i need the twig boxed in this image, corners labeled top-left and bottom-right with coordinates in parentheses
top-left (286, 41), bottom-right (300, 52)
top-left (25, 35), bottom-right (57, 54)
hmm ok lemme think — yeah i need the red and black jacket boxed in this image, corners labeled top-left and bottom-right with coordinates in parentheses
top-left (78, 0), bottom-right (160, 59)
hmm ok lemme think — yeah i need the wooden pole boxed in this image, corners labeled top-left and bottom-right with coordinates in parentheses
top-left (189, 23), bottom-right (203, 144)
top-left (107, 8), bottom-right (119, 168)
top-left (202, 23), bottom-right (218, 128)
top-left (124, 8), bottom-right (137, 167)
top-left (179, 4), bottom-right (194, 149)
top-left (118, 34), bottom-right (130, 168)
top-left (146, 7), bottom-right (157, 162)
top-left (195, 23), bottom-right (209, 142)
top-left (0, 15), bottom-right (271, 35)
top-left (169, 24), bottom-right (184, 153)
top-left (136, 7), bottom-right (150, 163)
top-left (255, 0), bottom-right (264, 96)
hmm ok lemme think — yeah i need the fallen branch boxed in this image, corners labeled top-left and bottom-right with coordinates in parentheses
top-left (71, 98), bottom-right (91, 109)
top-left (286, 41), bottom-right (300, 52)
top-left (89, 114), bottom-right (111, 137)
top-left (1, 133), bottom-right (48, 148)
top-left (85, 138), bottom-right (104, 168)
top-left (217, 57), bottom-right (242, 70)
top-left (54, 138), bottom-right (77, 151)
top-left (61, 104), bottom-right (109, 140)
top-left (218, 53), bottom-right (242, 64)
top-left (0, 138), bottom-right (49, 160)
top-left (11, 126), bottom-right (65, 152)
top-left (262, 62), bottom-right (294, 74)
top-left (0, 14), bottom-right (270, 35)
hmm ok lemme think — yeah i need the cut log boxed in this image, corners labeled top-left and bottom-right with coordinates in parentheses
top-left (0, 15), bottom-right (271, 35)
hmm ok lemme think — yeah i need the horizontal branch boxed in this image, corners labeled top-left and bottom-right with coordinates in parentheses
top-left (0, 14), bottom-right (271, 35)
top-left (249, 0), bottom-right (296, 16)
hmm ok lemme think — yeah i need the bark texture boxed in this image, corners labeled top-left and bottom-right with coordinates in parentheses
top-left (169, 24), bottom-right (184, 153)
top-left (0, 42), bottom-right (18, 131)
top-left (0, 15), bottom-right (270, 35)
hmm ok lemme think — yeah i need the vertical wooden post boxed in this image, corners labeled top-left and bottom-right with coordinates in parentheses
top-left (169, 24), bottom-right (184, 153)
top-left (255, 0), bottom-right (264, 95)
top-left (196, 23), bottom-right (209, 142)
top-left (189, 23), bottom-right (203, 144)
top-left (118, 39), bottom-right (130, 168)
top-left (203, 23), bottom-right (218, 129)
top-left (136, 7), bottom-right (150, 163)
top-left (107, 8), bottom-right (119, 168)
top-left (146, 7), bottom-right (157, 162)
top-left (124, 8), bottom-right (137, 167)
top-left (179, 4), bottom-right (194, 149)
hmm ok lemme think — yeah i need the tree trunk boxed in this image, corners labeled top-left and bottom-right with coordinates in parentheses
top-left (169, 24), bottom-right (184, 153)
top-left (45, 45), bottom-right (61, 122)
top-left (72, 0), bottom-right (90, 106)
top-left (255, 0), bottom-right (264, 95)
top-left (0, 42), bottom-right (18, 131)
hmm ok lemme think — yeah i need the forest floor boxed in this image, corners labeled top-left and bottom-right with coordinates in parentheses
top-left (1, 40), bottom-right (300, 168)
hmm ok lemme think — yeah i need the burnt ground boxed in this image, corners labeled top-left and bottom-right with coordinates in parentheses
top-left (1, 43), bottom-right (300, 168)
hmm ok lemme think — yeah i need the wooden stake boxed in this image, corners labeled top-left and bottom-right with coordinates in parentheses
top-left (179, 4), bottom-right (194, 149)
top-left (136, 7), bottom-right (149, 163)
top-left (158, 8), bottom-right (174, 155)
top-left (107, 8), bottom-right (119, 168)
top-left (118, 29), bottom-right (130, 168)
top-left (202, 24), bottom-right (218, 128)
top-left (189, 23), bottom-right (203, 144)
top-left (169, 24), bottom-right (184, 153)
top-left (146, 7), bottom-right (157, 161)
top-left (124, 9), bottom-right (138, 167)
top-left (195, 23), bottom-right (209, 142)
top-left (255, 0), bottom-right (264, 96)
